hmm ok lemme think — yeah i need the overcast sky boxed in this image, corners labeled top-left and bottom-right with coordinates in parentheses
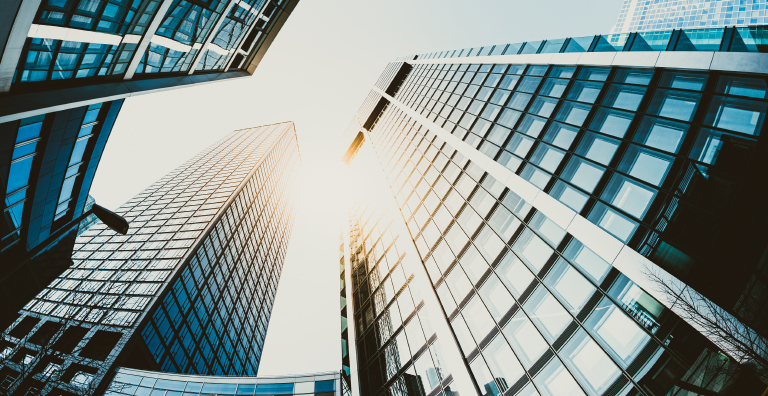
top-left (89, 0), bottom-right (622, 376)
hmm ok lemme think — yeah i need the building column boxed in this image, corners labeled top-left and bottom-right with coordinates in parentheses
top-left (0, 0), bottom-right (43, 92)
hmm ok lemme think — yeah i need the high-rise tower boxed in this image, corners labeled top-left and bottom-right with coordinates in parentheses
top-left (0, 122), bottom-right (301, 396)
top-left (611, 0), bottom-right (768, 33)
top-left (340, 25), bottom-right (768, 396)
top-left (0, 0), bottom-right (298, 123)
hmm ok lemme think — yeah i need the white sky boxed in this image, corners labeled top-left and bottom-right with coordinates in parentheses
top-left (88, 0), bottom-right (621, 377)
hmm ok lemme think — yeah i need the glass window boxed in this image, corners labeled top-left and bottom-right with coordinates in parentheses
top-left (633, 116), bottom-right (688, 153)
top-left (567, 81), bottom-right (602, 104)
top-left (602, 84), bottom-right (646, 111)
top-left (575, 132), bottom-right (619, 166)
top-left (563, 240), bottom-right (610, 283)
top-left (646, 89), bottom-right (701, 122)
top-left (529, 212), bottom-right (566, 246)
top-left (530, 144), bottom-right (565, 173)
top-left (545, 260), bottom-right (595, 313)
top-left (689, 128), bottom-right (755, 166)
top-left (254, 384), bottom-right (293, 395)
top-left (474, 225), bottom-right (504, 263)
top-left (446, 266), bottom-right (473, 303)
top-left (6, 156), bottom-right (35, 193)
top-left (517, 76), bottom-right (543, 93)
top-left (506, 133), bottom-right (535, 158)
top-left (601, 174), bottom-right (657, 218)
top-left (529, 96), bottom-right (559, 118)
top-left (451, 316), bottom-right (476, 354)
top-left (587, 202), bottom-right (638, 242)
top-left (585, 299), bottom-right (650, 366)
top-left (589, 107), bottom-right (634, 138)
top-left (16, 116), bottom-right (44, 142)
top-left (497, 108), bottom-right (522, 129)
top-left (499, 75), bottom-right (520, 90)
top-left (658, 72), bottom-right (707, 91)
top-left (479, 274), bottom-right (514, 321)
top-left (617, 146), bottom-right (673, 186)
top-left (507, 92), bottom-right (532, 111)
top-left (539, 78), bottom-right (569, 98)
top-left (502, 311), bottom-right (548, 368)
top-left (550, 181), bottom-right (589, 212)
top-left (543, 122), bottom-right (578, 150)
top-left (524, 287), bottom-right (571, 341)
top-left (716, 75), bottom-right (768, 99)
top-left (520, 164), bottom-right (551, 190)
top-left (613, 69), bottom-right (653, 85)
top-left (555, 101), bottom-right (591, 127)
top-left (703, 96), bottom-right (766, 136)
top-left (463, 295), bottom-right (496, 341)
top-left (488, 206), bottom-right (521, 241)
top-left (414, 351), bottom-right (439, 391)
top-left (517, 115), bottom-right (548, 138)
top-left (578, 68), bottom-right (610, 81)
top-left (469, 357), bottom-right (496, 394)
top-left (561, 157), bottom-right (605, 193)
top-left (561, 329), bottom-right (621, 394)
top-left (532, 357), bottom-right (586, 396)
top-left (461, 245), bottom-right (489, 284)
top-left (483, 336), bottom-right (525, 391)
top-left (495, 252), bottom-right (535, 298)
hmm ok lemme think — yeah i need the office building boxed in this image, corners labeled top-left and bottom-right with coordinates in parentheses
top-left (0, 100), bottom-right (123, 329)
top-left (0, 122), bottom-right (301, 396)
top-left (104, 368), bottom-right (340, 396)
top-left (0, 0), bottom-right (298, 123)
top-left (341, 25), bottom-right (768, 396)
top-left (611, 0), bottom-right (768, 33)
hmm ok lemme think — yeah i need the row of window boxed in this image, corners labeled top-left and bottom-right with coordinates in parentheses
top-left (365, 103), bottom-right (728, 396)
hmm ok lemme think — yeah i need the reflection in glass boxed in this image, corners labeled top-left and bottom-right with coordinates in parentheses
top-left (703, 95), bottom-right (767, 136)
top-left (503, 311), bottom-right (548, 369)
top-left (633, 116), bottom-right (687, 153)
top-left (646, 89), bottom-right (701, 122)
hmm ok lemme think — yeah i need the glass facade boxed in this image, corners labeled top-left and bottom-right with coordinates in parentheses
top-left (0, 123), bottom-right (301, 396)
top-left (104, 368), bottom-right (340, 396)
top-left (612, 0), bottom-right (768, 34)
top-left (7, 0), bottom-right (294, 87)
top-left (343, 38), bottom-right (768, 395)
top-left (396, 24), bottom-right (768, 63)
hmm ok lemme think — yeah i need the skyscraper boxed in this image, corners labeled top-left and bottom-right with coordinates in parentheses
top-left (341, 25), bottom-right (768, 396)
top-left (0, 122), bottom-right (301, 396)
top-left (0, 0), bottom-right (298, 123)
top-left (1, 100), bottom-right (123, 329)
top-left (611, 0), bottom-right (768, 33)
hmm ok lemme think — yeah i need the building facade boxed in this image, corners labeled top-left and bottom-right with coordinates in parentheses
top-left (0, 122), bottom-right (301, 396)
top-left (0, 0), bottom-right (298, 124)
top-left (611, 0), bottom-right (768, 34)
top-left (341, 25), bottom-right (768, 396)
top-left (104, 367), bottom-right (340, 396)
top-left (0, 100), bottom-right (123, 329)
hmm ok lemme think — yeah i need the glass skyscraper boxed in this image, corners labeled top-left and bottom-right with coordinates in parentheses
top-left (0, 100), bottom-right (123, 330)
top-left (0, 122), bottom-right (301, 396)
top-left (341, 25), bottom-right (768, 396)
top-left (611, 0), bottom-right (768, 33)
top-left (0, 0), bottom-right (298, 123)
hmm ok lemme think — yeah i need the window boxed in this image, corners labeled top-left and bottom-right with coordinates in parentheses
top-left (617, 145), bottom-right (673, 186)
top-left (561, 329), bottom-right (621, 394)
top-left (703, 96), bottom-right (766, 136)
top-left (601, 174), bottom-right (657, 218)
top-left (524, 287), bottom-right (571, 342)
top-left (585, 299), bottom-right (650, 367)
top-left (633, 116), bottom-right (688, 153)
top-left (502, 311), bottom-right (548, 368)
top-left (646, 89), bottom-right (701, 122)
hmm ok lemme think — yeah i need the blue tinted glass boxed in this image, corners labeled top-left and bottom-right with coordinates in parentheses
top-left (155, 380), bottom-right (187, 391)
top-left (7, 202), bottom-right (24, 228)
top-left (565, 36), bottom-right (594, 53)
top-left (254, 384), bottom-right (293, 395)
top-left (631, 31), bottom-right (672, 51)
top-left (716, 75), bottom-right (768, 99)
top-left (235, 384), bottom-right (255, 395)
top-left (675, 28), bottom-right (724, 51)
top-left (57, 175), bottom-right (77, 203)
top-left (83, 107), bottom-right (100, 124)
top-left (16, 121), bottom-right (43, 143)
top-left (201, 384), bottom-right (236, 394)
top-left (315, 380), bottom-right (335, 392)
top-left (69, 138), bottom-right (90, 165)
top-left (6, 156), bottom-right (34, 193)
top-left (5, 189), bottom-right (26, 207)
top-left (12, 141), bottom-right (37, 160)
top-left (703, 96), bottom-right (767, 136)
top-left (519, 41), bottom-right (542, 54)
